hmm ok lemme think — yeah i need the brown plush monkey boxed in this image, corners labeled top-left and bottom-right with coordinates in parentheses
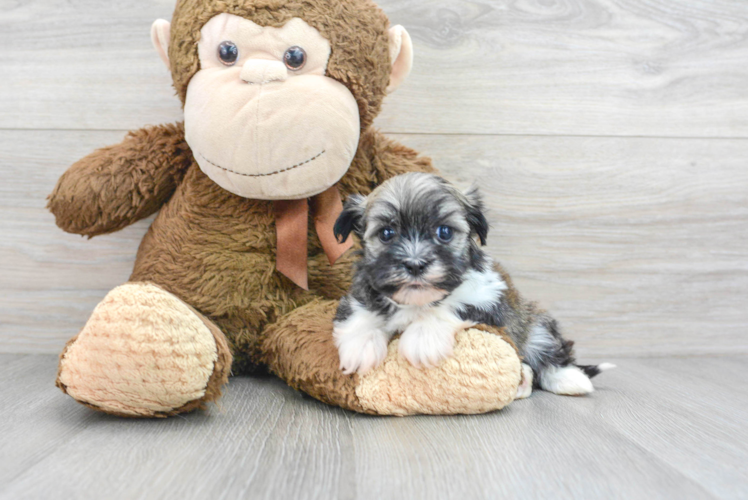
top-left (48, 0), bottom-right (522, 417)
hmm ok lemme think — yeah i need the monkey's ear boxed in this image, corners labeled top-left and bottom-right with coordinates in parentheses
top-left (334, 195), bottom-right (367, 243)
top-left (151, 19), bottom-right (171, 69)
top-left (387, 25), bottom-right (414, 94)
top-left (464, 187), bottom-right (489, 246)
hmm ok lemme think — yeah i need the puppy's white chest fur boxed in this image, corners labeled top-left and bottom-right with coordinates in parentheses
top-left (390, 267), bottom-right (507, 367)
top-left (387, 266), bottom-right (506, 332)
top-left (441, 266), bottom-right (508, 313)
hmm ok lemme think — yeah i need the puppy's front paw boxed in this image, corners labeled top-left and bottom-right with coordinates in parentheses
top-left (334, 326), bottom-right (389, 375)
top-left (399, 319), bottom-right (462, 368)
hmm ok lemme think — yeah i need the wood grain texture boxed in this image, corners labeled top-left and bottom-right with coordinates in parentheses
top-left (0, 130), bottom-right (151, 353)
top-left (413, 134), bottom-right (748, 357)
top-left (1, 0), bottom-right (747, 136)
top-left (1, 354), bottom-right (746, 499)
top-left (3, 130), bottom-right (746, 356)
top-left (0, 0), bottom-right (179, 131)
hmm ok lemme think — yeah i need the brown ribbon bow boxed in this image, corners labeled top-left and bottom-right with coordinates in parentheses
top-left (273, 186), bottom-right (353, 289)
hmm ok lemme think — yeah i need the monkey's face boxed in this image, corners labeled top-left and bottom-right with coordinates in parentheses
top-left (153, 2), bottom-right (414, 200)
top-left (184, 14), bottom-right (361, 200)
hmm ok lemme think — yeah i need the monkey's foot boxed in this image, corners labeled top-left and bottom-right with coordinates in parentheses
top-left (356, 327), bottom-right (521, 415)
top-left (56, 282), bottom-right (232, 417)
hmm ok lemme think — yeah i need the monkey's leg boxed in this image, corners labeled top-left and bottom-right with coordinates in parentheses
top-left (261, 301), bottom-right (522, 416)
top-left (56, 282), bottom-right (232, 417)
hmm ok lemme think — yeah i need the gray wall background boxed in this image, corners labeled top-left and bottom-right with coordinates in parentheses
top-left (1, 0), bottom-right (746, 356)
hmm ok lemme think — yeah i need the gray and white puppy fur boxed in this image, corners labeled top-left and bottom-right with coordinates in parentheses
top-left (332, 172), bottom-right (614, 397)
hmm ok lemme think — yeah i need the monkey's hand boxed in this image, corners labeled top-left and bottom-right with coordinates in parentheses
top-left (48, 122), bottom-right (192, 237)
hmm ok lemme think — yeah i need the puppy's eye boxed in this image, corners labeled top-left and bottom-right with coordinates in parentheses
top-left (218, 41), bottom-right (239, 66)
top-left (379, 227), bottom-right (396, 243)
top-left (284, 46), bottom-right (306, 70)
top-left (436, 225), bottom-right (454, 243)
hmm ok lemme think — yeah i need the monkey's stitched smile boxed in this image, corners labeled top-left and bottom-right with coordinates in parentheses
top-left (197, 150), bottom-right (326, 178)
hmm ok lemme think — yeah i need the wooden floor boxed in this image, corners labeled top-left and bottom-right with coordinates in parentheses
top-left (0, 354), bottom-right (745, 500)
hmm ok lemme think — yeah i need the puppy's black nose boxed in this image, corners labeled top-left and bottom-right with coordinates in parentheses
top-left (403, 260), bottom-right (428, 277)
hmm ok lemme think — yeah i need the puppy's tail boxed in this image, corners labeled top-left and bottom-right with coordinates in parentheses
top-left (577, 363), bottom-right (616, 379)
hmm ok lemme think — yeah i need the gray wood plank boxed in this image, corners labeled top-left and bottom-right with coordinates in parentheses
top-left (1, 0), bottom-right (747, 137)
top-left (0, 0), bottom-right (180, 131)
top-left (3, 355), bottom-right (747, 499)
top-left (0, 356), bottom-right (352, 500)
top-left (2, 129), bottom-right (746, 357)
top-left (0, 355), bottom-right (108, 488)
top-left (346, 395), bottom-right (713, 500)
top-left (596, 357), bottom-right (748, 499)
top-left (0, 129), bottom-right (152, 354)
top-left (379, 0), bottom-right (748, 137)
top-left (405, 133), bottom-right (748, 359)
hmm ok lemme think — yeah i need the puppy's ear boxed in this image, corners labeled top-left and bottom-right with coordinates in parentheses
top-left (334, 194), bottom-right (367, 243)
top-left (464, 186), bottom-right (489, 246)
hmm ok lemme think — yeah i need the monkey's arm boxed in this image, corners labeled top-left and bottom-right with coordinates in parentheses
top-left (48, 123), bottom-right (192, 237)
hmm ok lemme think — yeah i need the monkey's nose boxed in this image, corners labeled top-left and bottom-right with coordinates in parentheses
top-left (404, 260), bottom-right (428, 277)
top-left (240, 59), bottom-right (288, 84)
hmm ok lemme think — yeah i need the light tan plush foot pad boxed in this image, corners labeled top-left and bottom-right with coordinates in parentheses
top-left (57, 282), bottom-right (230, 417)
top-left (356, 328), bottom-right (522, 416)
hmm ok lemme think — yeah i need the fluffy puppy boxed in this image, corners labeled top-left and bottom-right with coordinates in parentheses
top-left (333, 172), bottom-right (613, 397)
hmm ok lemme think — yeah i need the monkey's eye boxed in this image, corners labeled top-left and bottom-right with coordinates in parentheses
top-left (283, 46), bottom-right (307, 70)
top-left (436, 226), bottom-right (454, 243)
top-left (218, 41), bottom-right (239, 66)
top-left (379, 227), bottom-right (396, 243)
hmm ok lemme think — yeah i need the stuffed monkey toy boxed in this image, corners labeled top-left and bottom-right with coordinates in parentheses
top-left (48, 0), bottom-right (522, 417)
